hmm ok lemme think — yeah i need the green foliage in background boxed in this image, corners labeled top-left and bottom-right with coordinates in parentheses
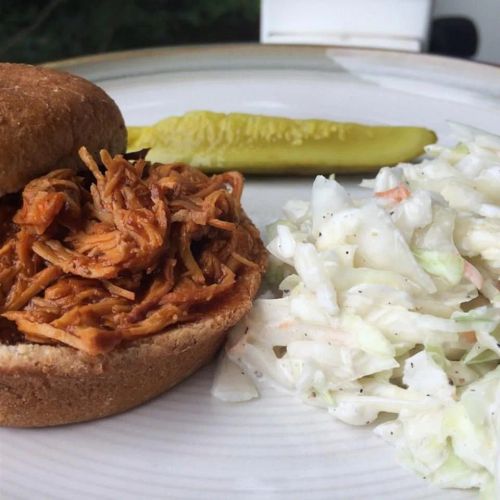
top-left (0, 0), bottom-right (260, 63)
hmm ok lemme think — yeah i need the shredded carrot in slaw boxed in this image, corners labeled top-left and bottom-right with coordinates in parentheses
top-left (375, 184), bottom-right (411, 203)
top-left (464, 260), bottom-right (484, 290)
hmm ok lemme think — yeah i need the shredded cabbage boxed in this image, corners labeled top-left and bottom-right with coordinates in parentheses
top-left (212, 123), bottom-right (500, 498)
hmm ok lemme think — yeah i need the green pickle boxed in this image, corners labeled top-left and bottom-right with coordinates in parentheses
top-left (127, 111), bottom-right (437, 174)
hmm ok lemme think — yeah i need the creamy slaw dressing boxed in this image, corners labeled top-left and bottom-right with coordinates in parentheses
top-left (212, 123), bottom-right (500, 498)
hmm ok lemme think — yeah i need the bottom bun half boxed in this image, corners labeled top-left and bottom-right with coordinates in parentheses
top-left (0, 241), bottom-right (266, 428)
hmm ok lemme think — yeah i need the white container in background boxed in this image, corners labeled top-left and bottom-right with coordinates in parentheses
top-left (260, 0), bottom-right (434, 52)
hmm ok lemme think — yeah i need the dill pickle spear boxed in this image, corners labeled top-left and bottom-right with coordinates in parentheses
top-left (127, 111), bottom-right (436, 174)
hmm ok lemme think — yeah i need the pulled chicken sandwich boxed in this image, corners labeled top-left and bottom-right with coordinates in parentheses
top-left (0, 148), bottom-right (264, 355)
top-left (0, 63), bottom-right (265, 428)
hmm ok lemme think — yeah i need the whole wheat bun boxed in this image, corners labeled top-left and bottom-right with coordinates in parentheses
top-left (0, 233), bottom-right (266, 427)
top-left (0, 63), bottom-right (126, 196)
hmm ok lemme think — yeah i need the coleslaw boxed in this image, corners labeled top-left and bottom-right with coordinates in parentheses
top-left (212, 123), bottom-right (500, 498)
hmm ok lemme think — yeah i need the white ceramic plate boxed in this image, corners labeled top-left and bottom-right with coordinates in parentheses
top-left (3, 45), bottom-right (500, 499)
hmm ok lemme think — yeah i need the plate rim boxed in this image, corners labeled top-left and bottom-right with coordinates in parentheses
top-left (43, 42), bottom-right (499, 71)
top-left (42, 43), bottom-right (500, 90)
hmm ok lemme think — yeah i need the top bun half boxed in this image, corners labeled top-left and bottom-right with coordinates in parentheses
top-left (0, 63), bottom-right (126, 195)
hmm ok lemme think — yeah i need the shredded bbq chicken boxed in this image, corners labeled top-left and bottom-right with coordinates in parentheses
top-left (0, 148), bottom-right (263, 355)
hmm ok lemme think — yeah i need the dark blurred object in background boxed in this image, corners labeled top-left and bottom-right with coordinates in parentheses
top-left (0, 0), bottom-right (260, 63)
top-left (0, 0), bottom-right (486, 65)
top-left (429, 16), bottom-right (478, 58)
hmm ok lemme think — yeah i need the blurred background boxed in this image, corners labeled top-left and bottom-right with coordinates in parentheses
top-left (0, 0), bottom-right (498, 65)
